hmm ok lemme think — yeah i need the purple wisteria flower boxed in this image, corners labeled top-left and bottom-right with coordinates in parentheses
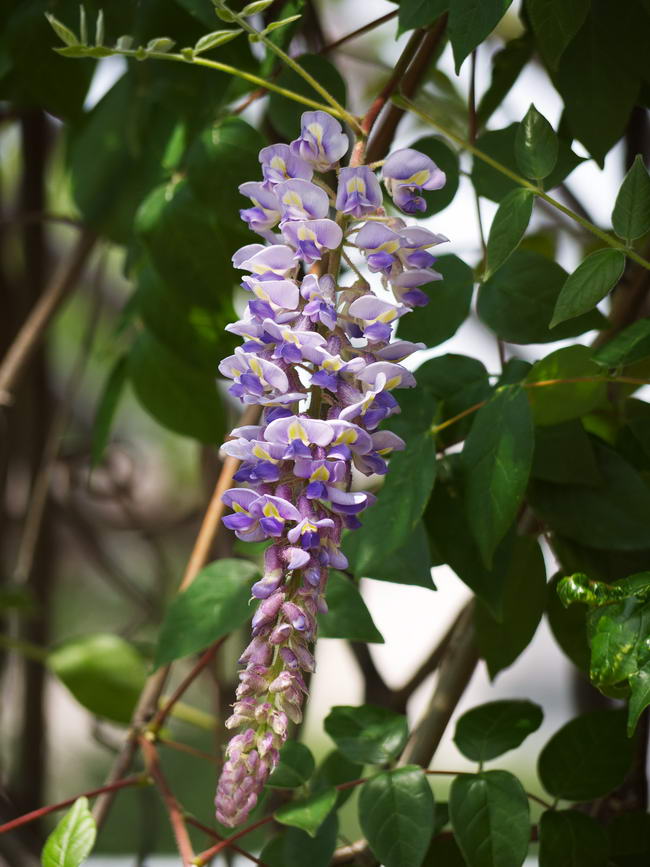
top-left (216, 113), bottom-right (448, 828)
top-left (290, 110), bottom-right (349, 171)
top-left (382, 147), bottom-right (446, 213)
top-left (336, 166), bottom-right (383, 217)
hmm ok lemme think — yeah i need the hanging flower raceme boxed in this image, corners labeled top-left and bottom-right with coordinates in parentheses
top-left (215, 111), bottom-right (448, 828)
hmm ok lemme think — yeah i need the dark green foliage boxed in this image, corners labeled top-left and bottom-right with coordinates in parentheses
top-left (538, 710), bottom-right (636, 801)
top-left (153, 559), bottom-right (259, 667)
top-left (318, 571), bottom-right (384, 643)
top-left (359, 767), bottom-right (435, 867)
top-left (478, 250), bottom-right (605, 344)
top-left (539, 810), bottom-right (609, 867)
top-left (475, 538), bottom-right (546, 678)
top-left (450, 771), bottom-right (530, 867)
top-left (462, 385), bottom-right (534, 566)
top-left (324, 705), bottom-right (409, 765)
top-left (454, 700), bottom-right (543, 763)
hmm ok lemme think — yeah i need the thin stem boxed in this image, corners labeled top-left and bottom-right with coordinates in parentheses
top-left (0, 634), bottom-right (48, 663)
top-left (0, 776), bottom-right (147, 835)
top-left (185, 816), bottom-right (266, 866)
top-left (140, 737), bottom-right (195, 866)
top-left (398, 97), bottom-right (650, 271)
top-left (220, 6), bottom-right (361, 132)
top-left (193, 814), bottom-right (274, 865)
top-left (149, 638), bottom-right (226, 734)
top-left (431, 375), bottom-right (650, 435)
top-left (158, 738), bottom-right (221, 766)
top-left (320, 10), bottom-right (398, 55)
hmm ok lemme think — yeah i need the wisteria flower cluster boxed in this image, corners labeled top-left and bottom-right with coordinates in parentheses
top-left (215, 111), bottom-right (447, 827)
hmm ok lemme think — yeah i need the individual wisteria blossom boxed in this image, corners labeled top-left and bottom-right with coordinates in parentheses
top-left (382, 147), bottom-right (447, 213)
top-left (214, 111), bottom-right (447, 828)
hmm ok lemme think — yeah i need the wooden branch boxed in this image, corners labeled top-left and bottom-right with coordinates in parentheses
top-left (0, 229), bottom-right (96, 406)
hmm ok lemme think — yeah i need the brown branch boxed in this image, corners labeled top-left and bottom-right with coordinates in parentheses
top-left (140, 737), bottom-right (195, 866)
top-left (179, 403), bottom-right (261, 591)
top-left (320, 10), bottom-right (398, 55)
top-left (399, 602), bottom-right (478, 768)
top-left (0, 228), bottom-right (96, 406)
top-left (365, 15), bottom-right (448, 163)
top-left (158, 738), bottom-right (221, 766)
top-left (0, 775), bottom-right (147, 835)
top-left (193, 814), bottom-right (276, 865)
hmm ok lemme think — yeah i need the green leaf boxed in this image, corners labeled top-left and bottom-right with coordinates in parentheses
top-left (267, 742), bottom-right (315, 789)
top-left (478, 250), bottom-right (605, 344)
top-left (485, 188), bottom-right (534, 278)
top-left (264, 15), bottom-right (303, 34)
top-left (260, 813), bottom-right (338, 867)
top-left (527, 0), bottom-right (590, 68)
top-left (357, 521), bottom-right (435, 591)
top-left (532, 421), bottom-right (601, 486)
top-left (44, 12), bottom-right (80, 46)
top-left (342, 432), bottom-right (437, 575)
top-left (135, 261), bottom-right (234, 373)
top-left (471, 124), bottom-right (583, 203)
top-left (312, 750), bottom-right (363, 807)
top-left (525, 345), bottom-right (607, 426)
top-left (475, 538), bottom-right (546, 678)
top-left (612, 155), bottom-right (650, 243)
top-left (324, 704), bottom-right (409, 765)
top-left (91, 355), bottom-right (128, 467)
top-left (425, 457), bottom-right (515, 618)
top-left (538, 709), bottom-right (636, 801)
top-left (406, 137), bottom-right (460, 215)
top-left (450, 770), bottom-right (530, 867)
top-left (153, 558), bottom-right (259, 668)
top-left (415, 355), bottom-right (492, 449)
top-left (398, 0), bottom-right (449, 34)
top-left (41, 797), bottom-right (96, 867)
top-left (586, 594), bottom-right (650, 733)
top-left (359, 767), bottom-right (435, 867)
top-left (477, 35), bottom-right (533, 126)
top-left (398, 254), bottom-right (473, 347)
top-left (242, 0), bottom-right (274, 15)
top-left (268, 54), bottom-right (347, 140)
top-left (275, 787), bottom-right (337, 837)
top-left (48, 635), bottom-right (146, 724)
top-left (539, 809), bottom-right (609, 867)
top-left (462, 386), bottom-right (534, 567)
top-left (558, 571), bottom-right (650, 606)
top-left (194, 28), bottom-right (242, 53)
top-left (551, 249), bottom-right (626, 327)
top-left (454, 700), bottom-right (543, 763)
top-left (594, 318), bottom-right (650, 368)
top-left (515, 105), bottom-right (558, 181)
top-left (448, 0), bottom-right (514, 73)
top-left (556, 2), bottom-right (646, 164)
top-left (128, 330), bottom-right (226, 443)
top-left (529, 443), bottom-right (650, 551)
top-left (318, 571), bottom-right (384, 643)
top-left (185, 117), bottom-right (266, 218)
top-left (136, 180), bottom-right (238, 308)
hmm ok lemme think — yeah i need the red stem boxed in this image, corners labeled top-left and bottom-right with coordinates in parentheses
top-left (0, 775), bottom-right (146, 835)
top-left (185, 815), bottom-right (268, 866)
top-left (140, 737), bottom-right (195, 866)
top-left (149, 637), bottom-right (227, 733)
